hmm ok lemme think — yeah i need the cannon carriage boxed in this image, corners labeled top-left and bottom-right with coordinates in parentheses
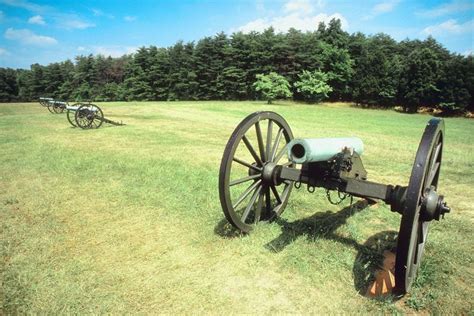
top-left (218, 111), bottom-right (450, 295)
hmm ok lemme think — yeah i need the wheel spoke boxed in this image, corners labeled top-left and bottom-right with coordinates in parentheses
top-left (281, 183), bottom-right (291, 199)
top-left (270, 128), bottom-right (283, 162)
top-left (265, 187), bottom-right (272, 212)
top-left (229, 174), bottom-right (260, 186)
top-left (241, 185), bottom-right (262, 222)
top-left (279, 184), bottom-right (291, 205)
top-left (255, 121), bottom-right (266, 162)
top-left (242, 135), bottom-right (263, 166)
top-left (414, 221), bottom-right (424, 265)
top-left (274, 144), bottom-right (288, 164)
top-left (432, 142), bottom-right (441, 162)
top-left (266, 120), bottom-right (273, 160)
top-left (232, 180), bottom-right (261, 209)
top-left (272, 184), bottom-right (291, 215)
top-left (270, 185), bottom-right (281, 204)
top-left (426, 161), bottom-right (440, 188)
top-left (233, 157), bottom-right (262, 172)
top-left (254, 190), bottom-right (264, 223)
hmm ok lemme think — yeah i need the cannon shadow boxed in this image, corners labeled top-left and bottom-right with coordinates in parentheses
top-left (265, 200), bottom-right (398, 297)
top-left (214, 218), bottom-right (245, 238)
top-left (265, 200), bottom-right (369, 252)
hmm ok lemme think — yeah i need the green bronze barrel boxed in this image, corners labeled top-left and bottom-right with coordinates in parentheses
top-left (287, 137), bottom-right (364, 164)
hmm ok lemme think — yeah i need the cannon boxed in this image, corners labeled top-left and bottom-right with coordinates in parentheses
top-left (39, 97), bottom-right (54, 107)
top-left (38, 98), bottom-right (73, 114)
top-left (39, 97), bottom-right (62, 113)
top-left (48, 100), bottom-right (69, 114)
top-left (218, 111), bottom-right (450, 295)
top-left (65, 103), bottom-right (125, 129)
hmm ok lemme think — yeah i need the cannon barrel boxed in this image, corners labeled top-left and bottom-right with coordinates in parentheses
top-left (66, 105), bottom-right (80, 111)
top-left (49, 100), bottom-right (68, 106)
top-left (287, 137), bottom-right (364, 164)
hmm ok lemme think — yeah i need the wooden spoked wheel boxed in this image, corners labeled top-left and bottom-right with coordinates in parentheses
top-left (394, 118), bottom-right (445, 294)
top-left (75, 104), bottom-right (104, 129)
top-left (219, 111), bottom-right (296, 233)
top-left (66, 103), bottom-right (81, 127)
top-left (52, 103), bottom-right (65, 114)
top-left (46, 102), bottom-right (55, 113)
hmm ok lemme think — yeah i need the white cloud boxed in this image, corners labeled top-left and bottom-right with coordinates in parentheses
top-left (237, 12), bottom-right (348, 33)
top-left (93, 46), bottom-right (137, 57)
top-left (92, 8), bottom-right (102, 16)
top-left (28, 14), bottom-right (45, 25)
top-left (124, 15), bottom-right (136, 22)
top-left (1, 0), bottom-right (94, 29)
top-left (234, 0), bottom-right (345, 34)
top-left (422, 19), bottom-right (474, 36)
top-left (284, 0), bottom-right (313, 14)
top-left (0, 0), bottom-right (50, 13)
top-left (4, 27), bottom-right (57, 45)
top-left (420, 0), bottom-right (474, 18)
top-left (0, 10), bottom-right (5, 22)
top-left (0, 47), bottom-right (9, 55)
top-left (463, 50), bottom-right (472, 56)
top-left (58, 16), bottom-right (95, 29)
top-left (92, 8), bottom-right (114, 18)
top-left (77, 46), bottom-right (86, 51)
top-left (363, 0), bottom-right (400, 20)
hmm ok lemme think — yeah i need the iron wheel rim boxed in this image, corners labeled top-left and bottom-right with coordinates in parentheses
top-left (219, 111), bottom-right (295, 233)
top-left (394, 118), bottom-right (444, 294)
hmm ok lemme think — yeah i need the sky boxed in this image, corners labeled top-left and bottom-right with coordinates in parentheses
top-left (0, 0), bottom-right (473, 69)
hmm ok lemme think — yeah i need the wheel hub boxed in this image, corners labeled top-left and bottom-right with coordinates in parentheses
top-left (262, 162), bottom-right (276, 183)
top-left (420, 186), bottom-right (451, 221)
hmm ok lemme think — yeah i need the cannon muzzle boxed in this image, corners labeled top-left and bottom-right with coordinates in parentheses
top-left (287, 137), bottom-right (364, 164)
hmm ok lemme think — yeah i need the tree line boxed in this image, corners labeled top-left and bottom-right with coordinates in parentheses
top-left (1, 19), bottom-right (472, 113)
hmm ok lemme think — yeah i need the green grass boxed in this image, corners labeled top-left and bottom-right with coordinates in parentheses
top-left (1, 101), bottom-right (473, 313)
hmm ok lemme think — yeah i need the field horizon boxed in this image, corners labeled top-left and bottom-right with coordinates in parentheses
top-left (1, 101), bottom-right (473, 313)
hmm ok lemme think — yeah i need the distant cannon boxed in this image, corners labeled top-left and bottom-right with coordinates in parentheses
top-left (66, 103), bottom-right (125, 129)
top-left (39, 97), bottom-right (53, 107)
top-left (48, 100), bottom-right (69, 114)
top-left (38, 97), bottom-right (73, 114)
top-left (219, 111), bottom-right (450, 295)
top-left (38, 98), bottom-right (125, 129)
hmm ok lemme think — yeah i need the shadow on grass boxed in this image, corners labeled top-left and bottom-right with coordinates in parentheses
top-left (264, 199), bottom-right (398, 297)
top-left (265, 200), bottom-right (369, 252)
top-left (214, 218), bottom-right (245, 238)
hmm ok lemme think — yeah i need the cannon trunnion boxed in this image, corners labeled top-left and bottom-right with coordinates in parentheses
top-left (218, 111), bottom-right (450, 295)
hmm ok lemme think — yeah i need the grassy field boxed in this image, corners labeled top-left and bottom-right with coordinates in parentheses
top-left (1, 101), bottom-right (473, 314)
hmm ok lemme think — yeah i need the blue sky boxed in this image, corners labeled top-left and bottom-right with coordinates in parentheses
top-left (0, 0), bottom-right (473, 69)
